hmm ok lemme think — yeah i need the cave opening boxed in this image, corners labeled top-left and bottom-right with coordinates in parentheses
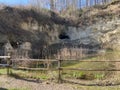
top-left (10, 42), bottom-right (19, 48)
top-left (59, 32), bottom-right (70, 40)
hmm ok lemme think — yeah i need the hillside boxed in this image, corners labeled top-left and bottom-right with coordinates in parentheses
top-left (61, 0), bottom-right (120, 50)
top-left (0, 0), bottom-right (120, 57)
top-left (0, 1), bottom-right (120, 89)
top-left (0, 6), bottom-right (70, 43)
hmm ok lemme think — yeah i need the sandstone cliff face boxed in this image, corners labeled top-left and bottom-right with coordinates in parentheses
top-left (27, 16), bottom-right (120, 51)
top-left (67, 17), bottom-right (120, 50)
top-left (0, 1), bottom-right (120, 57)
top-left (0, 6), bottom-right (68, 49)
top-left (63, 1), bottom-right (120, 50)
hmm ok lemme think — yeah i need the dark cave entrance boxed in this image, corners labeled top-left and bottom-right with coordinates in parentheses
top-left (59, 32), bottom-right (70, 40)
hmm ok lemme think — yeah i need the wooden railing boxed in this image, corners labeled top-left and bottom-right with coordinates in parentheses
top-left (1, 56), bottom-right (120, 83)
top-left (0, 56), bottom-right (11, 75)
top-left (10, 58), bottom-right (120, 83)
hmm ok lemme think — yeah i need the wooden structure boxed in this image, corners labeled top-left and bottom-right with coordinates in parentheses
top-left (0, 56), bottom-right (11, 75)
top-left (1, 52), bottom-right (120, 84)
top-left (9, 58), bottom-right (120, 84)
top-left (1, 41), bottom-right (120, 84)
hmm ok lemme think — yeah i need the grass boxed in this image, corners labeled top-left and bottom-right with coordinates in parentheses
top-left (0, 68), bottom-right (8, 75)
top-left (0, 51), bottom-right (120, 90)
top-left (61, 51), bottom-right (120, 80)
top-left (0, 68), bottom-right (50, 80)
top-left (9, 70), bottom-right (50, 80)
top-left (0, 50), bottom-right (120, 81)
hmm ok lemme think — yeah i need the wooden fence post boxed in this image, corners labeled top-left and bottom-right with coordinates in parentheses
top-left (47, 59), bottom-right (50, 70)
top-left (7, 57), bottom-right (10, 75)
top-left (58, 59), bottom-right (62, 83)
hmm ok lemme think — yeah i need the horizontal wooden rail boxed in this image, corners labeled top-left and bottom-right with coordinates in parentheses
top-left (0, 56), bottom-right (10, 58)
top-left (13, 67), bottom-right (57, 71)
top-left (61, 60), bottom-right (120, 62)
top-left (0, 64), bottom-right (9, 67)
top-left (14, 67), bottom-right (48, 71)
top-left (60, 68), bottom-right (120, 71)
top-left (11, 67), bottom-right (120, 72)
top-left (12, 59), bottom-right (58, 62)
top-left (11, 59), bottom-right (120, 62)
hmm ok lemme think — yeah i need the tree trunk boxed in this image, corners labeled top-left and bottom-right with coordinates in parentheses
top-left (50, 0), bottom-right (55, 11)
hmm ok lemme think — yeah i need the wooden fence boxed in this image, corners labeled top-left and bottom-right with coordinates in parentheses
top-left (0, 56), bottom-right (11, 75)
top-left (10, 58), bottom-right (120, 83)
top-left (1, 56), bottom-right (120, 83)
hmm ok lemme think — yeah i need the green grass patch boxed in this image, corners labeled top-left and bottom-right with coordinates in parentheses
top-left (61, 51), bottom-right (120, 80)
top-left (0, 68), bottom-right (51, 80)
top-left (0, 68), bottom-right (8, 74)
top-left (10, 69), bottom-right (50, 80)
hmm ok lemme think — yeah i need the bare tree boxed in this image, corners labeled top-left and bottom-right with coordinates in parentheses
top-left (50, 0), bottom-right (55, 11)
top-left (29, 0), bottom-right (112, 12)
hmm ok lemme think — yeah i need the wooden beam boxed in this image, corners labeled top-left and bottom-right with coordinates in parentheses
top-left (13, 67), bottom-right (47, 71)
top-left (0, 56), bottom-right (10, 59)
top-left (11, 59), bottom-right (58, 62)
top-left (58, 59), bottom-right (120, 62)
top-left (0, 64), bottom-right (9, 67)
top-left (79, 60), bottom-right (120, 62)
top-left (11, 58), bottom-right (120, 62)
top-left (14, 67), bottom-right (49, 71)
top-left (60, 68), bottom-right (120, 71)
top-left (13, 67), bottom-right (58, 71)
top-left (12, 67), bottom-right (120, 72)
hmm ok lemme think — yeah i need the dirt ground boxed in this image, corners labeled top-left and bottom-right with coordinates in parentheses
top-left (1, 75), bottom-right (120, 90)
top-left (0, 75), bottom-right (78, 90)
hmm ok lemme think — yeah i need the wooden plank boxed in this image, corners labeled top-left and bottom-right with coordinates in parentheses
top-left (7, 58), bottom-right (11, 75)
top-left (12, 67), bottom-right (120, 71)
top-left (0, 64), bottom-right (9, 67)
top-left (60, 68), bottom-right (120, 71)
top-left (14, 67), bottom-right (49, 71)
top-left (59, 59), bottom-right (120, 62)
top-left (11, 58), bottom-right (120, 62)
top-left (79, 60), bottom-right (120, 62)
top-left (13, 67), bottom-right (58, 71)
top-left (0, 56), bottom-right (10, 59)
top-left (11, 59), bottom-right (58, 62)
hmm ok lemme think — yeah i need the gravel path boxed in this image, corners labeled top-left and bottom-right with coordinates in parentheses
top-left (0, 75), bottom-right (78, 90)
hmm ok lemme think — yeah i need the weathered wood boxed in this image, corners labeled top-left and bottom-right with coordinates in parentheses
top-left (11, 58), bottom-right (120, 62)
top-left (47, 59), bottom-right (50, 69)
top-left (58, 60), bottom-right (62, 83)
top-left (58, 59), bottom-right (120, 62)
top-left (0, 56), bottom-right (10, 58)
top-left (60, 68), bottom-right (120, 71)
top-left (15, 67), bottom-right (119, 71)
top-left (14, 67), bottom-right (49, 71)
top-left (0, 64), bottom-right (9, 67)
top-left (12, 59), bottom-right (58, 62)
top-left (0, 56), bottom-right (11, 75)
top-left (7, 58), bottom-right (11, 75)
top-left (77, 60), bottom-right (120, 62)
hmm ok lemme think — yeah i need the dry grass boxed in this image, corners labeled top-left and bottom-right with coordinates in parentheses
top-left (61, 50), bottom-right (120, 84)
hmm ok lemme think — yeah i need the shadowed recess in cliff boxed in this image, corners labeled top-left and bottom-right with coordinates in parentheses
top-left (59, 32), bottom-right (70, 40)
